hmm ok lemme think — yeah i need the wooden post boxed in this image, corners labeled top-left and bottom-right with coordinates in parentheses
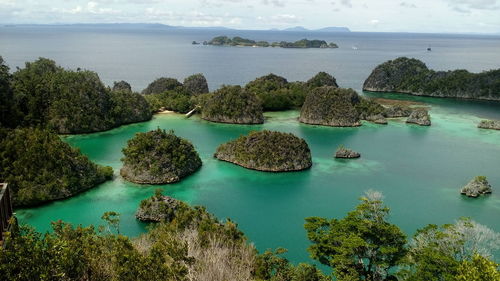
top-left (0, 183), bottom-right (13, 243)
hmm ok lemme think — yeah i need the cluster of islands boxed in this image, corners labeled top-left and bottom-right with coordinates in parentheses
top-left (193, 36), bottom-right (339, 48)
top-left (0, 54), bottom-right (499, 280)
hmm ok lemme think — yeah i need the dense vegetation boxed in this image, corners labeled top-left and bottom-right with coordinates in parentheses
top-left (0, 57), bottom-right (152, 134)
top-left (0, 128), bottom-right (113, 207)
top-left (207, 36), bottom-right (338, 48)
top-left (1, 190), bottom-right (498, 280)
top-left (201, 85), bottom-right (264, 124)
top-left (244, 72), bottom-right (337, 111)
top-left (143, 74), bottom-right (208, 113)
top-left (363, 57), bottom-right (500, 100)
top-left (299, 86), bottom-right (362, 127)
top-left (120, 128), bottom-right (202, 184)
top-left (214, 130), bottom-right (312, 172)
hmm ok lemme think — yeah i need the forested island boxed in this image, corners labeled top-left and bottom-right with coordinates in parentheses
top-left (120, 129), bottom-right (202, 184)
top-left (1, 190), bottom-right (498, 281)
top-left (214, 130), bottom-right (312, 172)
top-left (205, 36), bottom-right (339, 48)
top-left (363, 57), bottom-right (500, 101)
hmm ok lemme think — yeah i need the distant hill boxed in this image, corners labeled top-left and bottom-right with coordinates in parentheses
top-left (280, 26), bottom-right (351, 32)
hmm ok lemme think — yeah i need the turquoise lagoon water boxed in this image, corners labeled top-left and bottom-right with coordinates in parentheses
top-left (16, 99), bottom-right (500, 263)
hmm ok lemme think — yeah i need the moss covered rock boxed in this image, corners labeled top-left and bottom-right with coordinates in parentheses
top-left (214, 130), bottom-right (312, 172)
top-left (201, 85), bottom-right (264, 124)
top-left (406, 108), bottom-right (431, 126)
top-left (460, 176), bottom-right (492, 198)
top-left (478, 119), bottom-right (500, 130)
top-left (299, 86), bottom-right (361, 127)
top-left (120, 129), bottom-right (202, 184)
top-left (335, 145), bottom-right (361, 158)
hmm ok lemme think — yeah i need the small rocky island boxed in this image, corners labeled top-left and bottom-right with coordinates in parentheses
top-left (206, 36), bottom-right (338, 48)
top-left (460, 176), bottom-right (493, 198)
top-left (363, 57), bottom-right (500, 101)
top-left (478, 119), bottom-right (500, 130)
top-left (120, 129), bottom-right (202, 184)
top-left (214, 130), bottom-right (312, 172)
top-left (201, 85), bottom-right (264, 124)
top-left (406, 108), bottom-right (431, 126)
top-left (136, 189), bottom-right (187, 222)
top-left (335, 145), bottom-right (361, 159)
top-left (299, 87), bottom-right (362, 127)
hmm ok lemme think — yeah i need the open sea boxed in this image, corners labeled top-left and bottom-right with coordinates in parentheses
top-left (1, 26), bottom-right (500, 263)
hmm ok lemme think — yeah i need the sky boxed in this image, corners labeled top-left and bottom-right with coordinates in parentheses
top-left (1, 0), bottom-right (500, 33)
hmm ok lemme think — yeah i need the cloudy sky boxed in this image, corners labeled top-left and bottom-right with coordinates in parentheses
top-left (1, 0), bottom-right (499, 33)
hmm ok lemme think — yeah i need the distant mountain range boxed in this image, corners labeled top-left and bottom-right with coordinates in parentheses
top-left (4, 23), bottom-right (350, 32)
top-left (282, 26), bottom-right (351, 32)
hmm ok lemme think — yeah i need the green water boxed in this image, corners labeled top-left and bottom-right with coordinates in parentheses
top-left (16, 96), bottom-right (500, 263)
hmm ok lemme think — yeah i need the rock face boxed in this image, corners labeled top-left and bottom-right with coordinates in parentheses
top-left (136, 192), bottom-right (185, 222)
top-left (478, 119), bottom-right (500, 130)
top-left (183, 74), bottom-right (209, 95)
top-left (112, 80), bottom-right (132, 92)
top-left (365, 114), bottom-right (388, 125)
top-left (384, 105), bottom-right (412, 118)
top-left (335, 146), bottom-right (361, 158)
top-left (299, 87), bottom-right (361, 127)
top-left (363, 57), bottom-right (500, 101)
top-left (201, 85), bottom-right (264, 124)
top-left (460, 176), bottom-right (493, 198)
top-left (120, 129), bottom-right (202, 184)
top-left (406, 108), bottom-right (431, 126)
top-left (142, 77), bottom-right (183, 95)
top-left (214, 130), bottom-right (312, 172)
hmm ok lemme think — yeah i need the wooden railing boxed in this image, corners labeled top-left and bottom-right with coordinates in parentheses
top-left (0, 183), bottom-right (14, 243)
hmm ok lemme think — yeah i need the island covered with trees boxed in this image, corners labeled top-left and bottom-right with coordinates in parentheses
top-left (214, 130), bottom-right (312, 172)
top-left (363, 57), bottom-right (500, 101)
top-left (204, 36), bottom-right (339, 48)
top-left (120, 129), bottom-right (202, 184)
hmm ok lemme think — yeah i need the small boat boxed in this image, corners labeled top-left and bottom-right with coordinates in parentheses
top-left (352, 46), bottom-right (358, 50)
top-left (427, 45), bottom-right (432, 51)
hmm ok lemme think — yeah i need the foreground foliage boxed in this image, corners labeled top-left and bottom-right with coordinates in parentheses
top-left (0, 127), bottom-right (113, 207)
top-left (0, 190), bottom-right (329, 281)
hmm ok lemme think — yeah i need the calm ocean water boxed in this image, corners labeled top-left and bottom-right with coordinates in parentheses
top-left (2, 27), bottom-right (500, 263)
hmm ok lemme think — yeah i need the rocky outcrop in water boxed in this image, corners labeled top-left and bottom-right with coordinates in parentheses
top-left (478, 119), bottom-right (500, 130)
top-left (406, 108), bottom-right (431, 126)
top-left (460, 176), bottom-right (492, 198)
top-left (335, 146), bottom-right (361, 159)
top-left (120, 129), bottom-right (202, 184)
top-left (365, 114), bottom-right (388, 125)
top-left (363, 57), bottom-right (500, 101)
top-left (136, 191), bottom-right (185, 222)
top-left (214, 130), bottom-right (312, 172)
top-left (201, 85), bottom-right (264, 124)
top-left (299, 87), bottom-right (361, 127)
top-left (306, 72), bottom-right (339, 88)
top-left (384, 105), bottom-right (412, 118)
